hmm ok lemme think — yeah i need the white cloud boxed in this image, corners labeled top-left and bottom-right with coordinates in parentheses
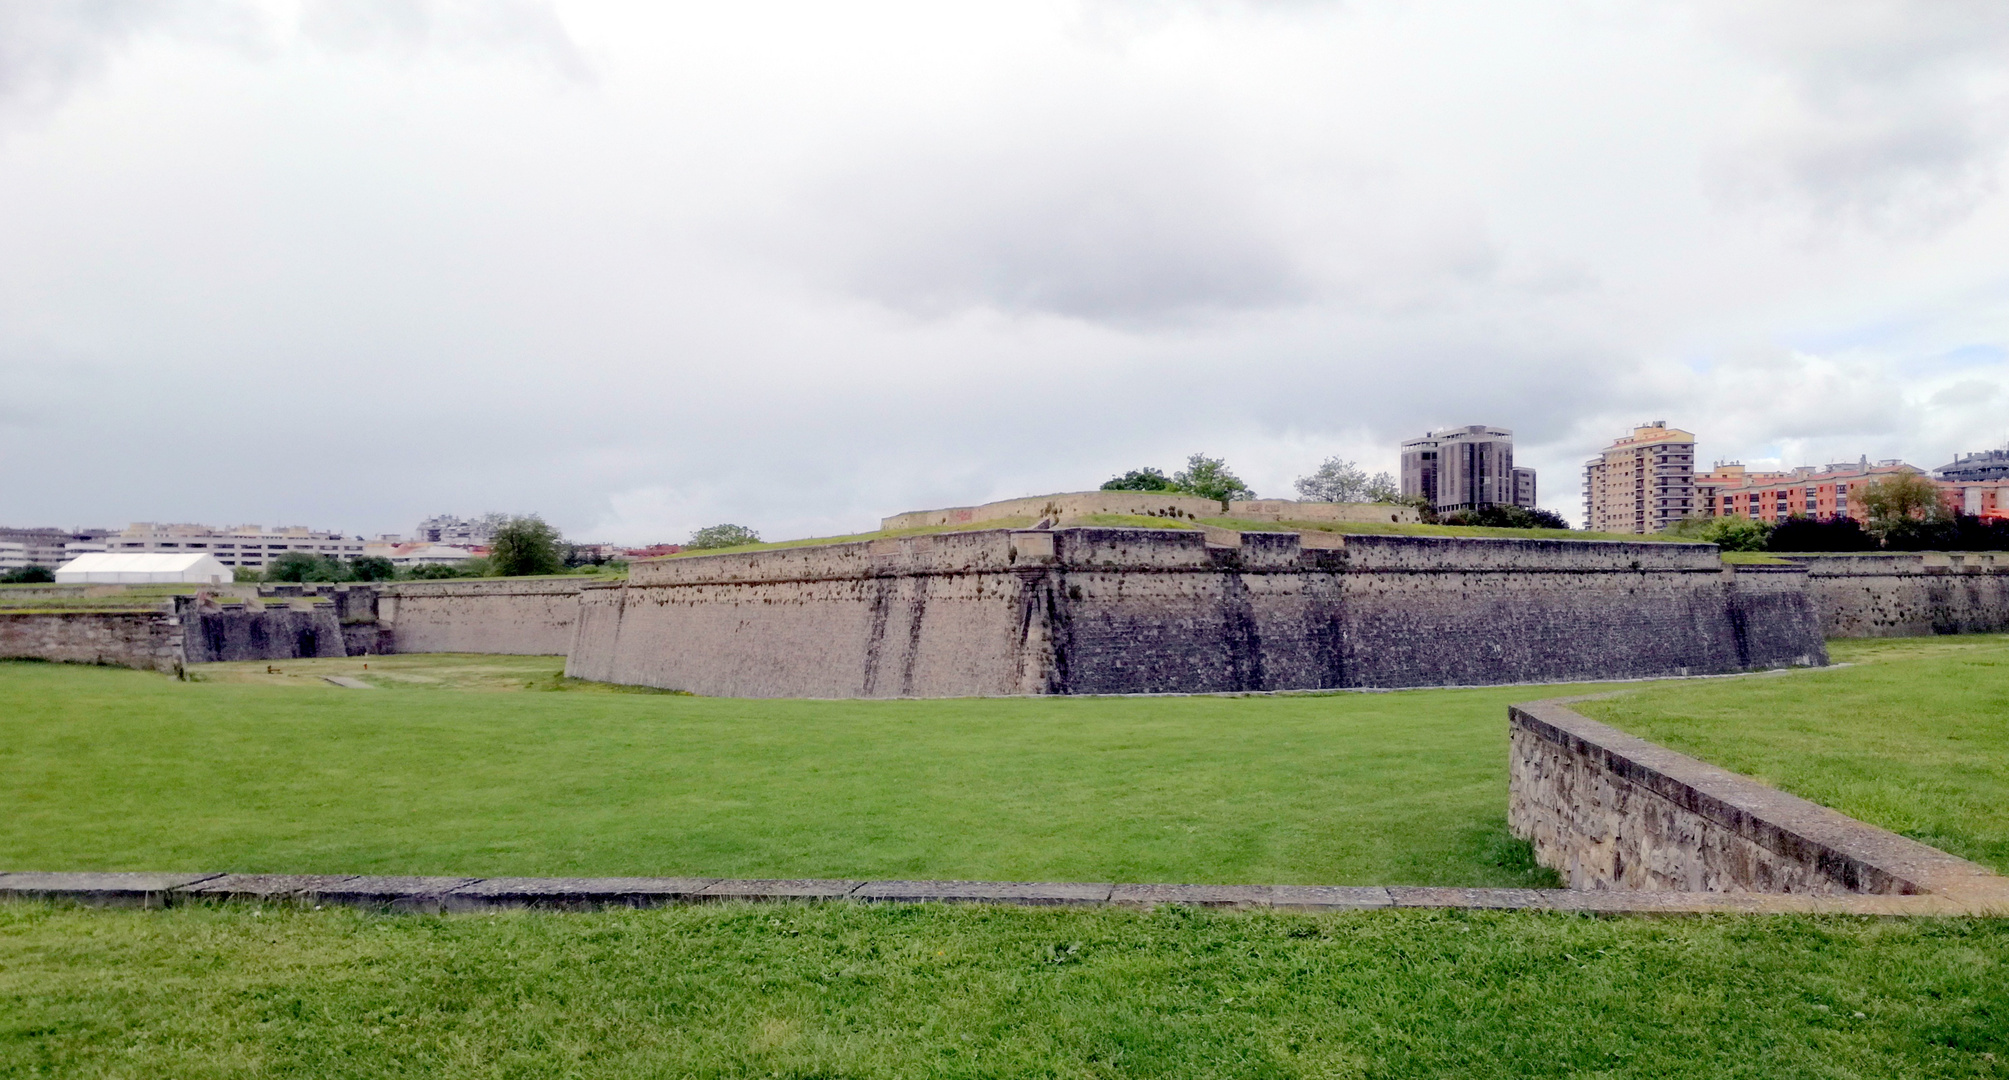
top-left (2, 0), bottom-right (2008, 539)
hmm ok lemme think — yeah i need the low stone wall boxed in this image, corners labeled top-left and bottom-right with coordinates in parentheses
top-left (1225, 500), bottom-right (1419, 524)
top-left (378, 578), bottom-right (585, 655)
top-left (1784, 552), bottom-right (2009, 638)
top-left (570, 527), bottom-right (1828, 698)
top-left (1508, 699), bottom-right (2003, 899)
top-left (0, 611), bottom-right (185, 675)
top-left (880, 491), bottom-right (1224, 530)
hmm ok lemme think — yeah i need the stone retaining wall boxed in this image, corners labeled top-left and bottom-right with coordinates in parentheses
top-left (378, 578), bottom-right (585, 655)
top-left (1507, 698), bottom-right (2004, 899)
top-left (0, 611), bottom-right (185, 675)
top-left (1782, 552), bottom-right (2009, 638)
top-left (569, 527), bottom-right (1828, 698)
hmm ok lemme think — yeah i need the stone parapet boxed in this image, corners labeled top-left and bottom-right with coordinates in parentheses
top-left (1508, 698), bottom-right (2007, 901)
top-left (1780, 552), bottom-right (2009, 637)
top-left (0, 611), bottom-right (186, 675)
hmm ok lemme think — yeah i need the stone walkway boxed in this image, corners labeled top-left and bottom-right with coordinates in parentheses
top-left (3, 872), bottom-right (2002, 916)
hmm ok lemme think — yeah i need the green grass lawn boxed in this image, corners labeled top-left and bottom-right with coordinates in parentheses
top-left (1579, 635), bottom-right (2009, 874)
top-left (0, 656), bottom-right (1564, 887)
top-left (2, 901), bottom-right (2004, 1079)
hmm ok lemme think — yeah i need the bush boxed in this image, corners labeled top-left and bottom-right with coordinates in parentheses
top-left (1439, 505), bottom-right (1569, 530)
top-left (1101, 468), bottom-right (1177, 492)
top-left (231, 567), bottom-right (263, 583)
top-left (0, 565), bottom-right (56, 584)
top-left (404, 562), bottom-right (474, 580)
top-left (1766, 515), bottom-right (1877, 552)
top-left (1661, 516), bottom-right (1772, 552)
top-left (687, 524), bottom-right (762, 550)
top-left (489, 516), bottom-right (566, 577)
top-left (347, 556), bottom-right (398, 581)
top-left (265, 552), bottom-right (348, 583)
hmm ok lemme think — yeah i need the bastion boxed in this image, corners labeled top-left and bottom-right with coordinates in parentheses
top-left (564, 526), bottom-right (1827, 698)
top-left (878, 491), bottom-right (1418, 531)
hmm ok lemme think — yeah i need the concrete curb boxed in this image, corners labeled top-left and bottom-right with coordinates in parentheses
top-left (3, 872), bottom-right (2004, 916)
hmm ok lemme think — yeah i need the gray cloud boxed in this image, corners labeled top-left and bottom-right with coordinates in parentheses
top-left (0, 0), bottom-right (259, 111)
top-left (1702, 0), bottom-right (2009, 233)
top-left (299, 0), bottom-right (592, 81)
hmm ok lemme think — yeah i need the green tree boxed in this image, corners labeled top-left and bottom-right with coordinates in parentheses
top-left (1293, 458), bottom-right (1398, 503)
top-left (1101, 467), bottom-right (1177, 492)
top-left (1172, 454), bottom-right (1254, 507)
top-left (0, 565), bottom-right (55, 584)
top-left (265, 552), bottom-right (347, 582)
top-left (347, 556), bottom-right (397, 581)
top-left (1852, 473), bottom-right (1949, 543)
top-left (1661, 515), bottom-right (1772, 551)
top-left (687, 524), bottom-right (762, 550)
top-left (489, 516), bottom-right (567, 577)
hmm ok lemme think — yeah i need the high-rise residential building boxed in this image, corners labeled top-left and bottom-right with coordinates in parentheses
top-left (104, 523), bottom-right (363, 570)
top-left (1401, 425), bottom-right (1535, 513)
top-left (1582, 422), bottom-right (1696, 534)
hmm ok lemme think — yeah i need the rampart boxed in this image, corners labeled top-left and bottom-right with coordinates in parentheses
top-left (0, 611), bottom-right (185, 675)
top-left (378, 578), bottom-right (585, 655)
top-left (1508, 699), bottom-right (2004, 901)
top-left (879, 491), bottom-right (1418, 531)
top-left (1781, 552), bottom-right (2009, 638)
top-left (566, 527), bottom-right (1827, 698)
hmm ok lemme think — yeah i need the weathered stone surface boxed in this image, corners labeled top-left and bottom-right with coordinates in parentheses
top-left (0, 612), bottom-right (185, 674)
top-left (1109, 883), bottom-right (1277, 908)
top-left (179, 874), bottom-right (360, 901)
top-left (0, 871), bottom-right (220, 906)
top-left (181, 602), bottom-right (346, 664)
top-left (1508, 699), bottom-right (2009, 897)
top-left (443, 876), bottom-right (718, 910)
top-left (307, 876), bottom-right (480, 912)
top-left (378, 579), bottom-right (586, 656)
top-left (699, 879), bottom-right (864, 900)
top-left (1267, 886), bottom-right (1395, 911)
top-left (1783, 553), bottom-right (2009, 638)
top-left (854, 880), bottom-right (1113, 905)
top-left (570, 527), bottom-right (1829, 698)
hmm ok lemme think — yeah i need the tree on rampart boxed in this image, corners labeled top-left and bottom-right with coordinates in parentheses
top-left (1294, 458), bottom-right (1399, 503)
top-left (688, 524), bottom-right (762, 550)
top-left (490, 516), bottom-right (567, 576)
top-left (1173, 454), bottom-right (1254, 507)
top-left (1101, 468), bottom-right (1176, 492)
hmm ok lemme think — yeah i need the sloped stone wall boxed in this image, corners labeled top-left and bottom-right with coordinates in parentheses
top-left (0, 612), bottom-right (185, 675)
top-left (570, 528), bottom-right (1828, 698)
top-left (378, 578), bottom-right (585, 655)
top-left (1784, 553), bottom-right (2009, 637)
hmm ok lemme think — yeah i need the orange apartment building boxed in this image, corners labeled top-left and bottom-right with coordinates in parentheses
top-left (1702, 458), bottom-right (1929, 523)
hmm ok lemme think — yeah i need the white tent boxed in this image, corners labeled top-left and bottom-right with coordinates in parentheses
top-left (55, 552), bottom-right (233, 584)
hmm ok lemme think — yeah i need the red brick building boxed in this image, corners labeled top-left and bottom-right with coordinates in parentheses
top-left (1703, 459), bottom-right (1929, 523)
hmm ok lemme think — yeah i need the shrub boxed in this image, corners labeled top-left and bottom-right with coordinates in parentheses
top-left (1101, 468), bottom-right (1177, 492)
top-left (1439, 505), bottom-right (1569, 530)
top-left (1766, 515), bottom-right (1877, 552)
top-left (1661, 515), bottom-right (1771, 551)
top-left (0, 565), bottom-right (56, 584)
top-left (687, 524), bottom-right (762, 550)
top-left (265, 552), bottom-right (347, 583)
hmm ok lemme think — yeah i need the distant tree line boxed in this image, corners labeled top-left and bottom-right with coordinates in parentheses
top-left (235, 515), bottom-right (627, 584)
top-left (1099, 453), bottom-right (1574, 529)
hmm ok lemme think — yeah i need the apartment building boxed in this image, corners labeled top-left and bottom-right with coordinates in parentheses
top-left (0, 527), bottom-right (111, 569)
top-left (1582, 422), bottom-right (1696, 534)
top-left (1704, 460), bottom-right (1932, 523)
top-left (105, 523), bottom-right (364, 570)
top-left (1935, 446), bottom-right (2009, 520)
top-left (1401, 425), bottom-right (1537, 513)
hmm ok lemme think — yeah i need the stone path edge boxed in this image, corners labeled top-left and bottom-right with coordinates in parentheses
top-left (2, 872), bottom-right (2003, 917)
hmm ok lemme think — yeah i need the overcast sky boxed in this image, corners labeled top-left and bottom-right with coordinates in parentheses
top-left (5, 0), bottom-right (2009, 542)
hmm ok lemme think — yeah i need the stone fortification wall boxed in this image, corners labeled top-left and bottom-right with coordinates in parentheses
top-left (1508, 699), bottom-right (2002, 899)
top-left (570, 527), bottom-right (1826, 698)
top-left (0, 611), bottom-right (185, 675)
top-left (880, 491), bottom-right (1223, 531)
top-left (180, 601), bottom-right (349, 664)
top-left (1783, 552), bottom-right (2009, 638)
top-left (1225, 500), bottom-right (1419, 524)
top-left (379, 578), bottom-right (585, 655)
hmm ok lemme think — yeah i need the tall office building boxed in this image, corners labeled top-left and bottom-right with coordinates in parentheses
top-left (1582, 422), bottom-right (1696, 534)
top-left (1401, 425), bottom-right (1534, 514)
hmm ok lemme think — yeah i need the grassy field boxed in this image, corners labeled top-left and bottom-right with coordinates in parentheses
top-left (2, 901), bottom-right (2004, 1078)
top-left (1580, 635), bottom-right (2009, 874)
top-left (2, 655), bottom-right (1571, 886)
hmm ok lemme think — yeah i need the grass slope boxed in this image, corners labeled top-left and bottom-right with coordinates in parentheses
top-left (1579, 635), bottom-right (2009, 873)
top-left (2, 902), bottom-right (2004, 1079)
top-left (0, 655), bottom-right (1578, 886)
